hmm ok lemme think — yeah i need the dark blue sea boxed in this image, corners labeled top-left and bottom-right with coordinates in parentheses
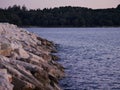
top-left (27, 28), bottom-right (120, 90)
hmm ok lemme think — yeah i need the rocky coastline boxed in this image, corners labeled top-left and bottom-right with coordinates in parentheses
top-left (0, 23), bottom-right (64, 90)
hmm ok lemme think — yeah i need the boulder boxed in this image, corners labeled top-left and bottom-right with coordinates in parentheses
top-left (0, 69), bottom-right (13, 90)
top-left (14, 48), bottom-right (29, 59)
top-left (0, 43), bottom-right (12, 57)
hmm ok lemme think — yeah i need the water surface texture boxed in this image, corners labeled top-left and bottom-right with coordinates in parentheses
top-left (27, 28), bottom-right (120, 90)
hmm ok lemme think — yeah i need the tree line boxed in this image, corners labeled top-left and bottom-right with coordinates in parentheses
top-left (0, 4), bottom-right (120, 27)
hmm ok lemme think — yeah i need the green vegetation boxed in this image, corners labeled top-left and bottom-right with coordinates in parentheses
top-left (0, 4), bottom-right (120, 27)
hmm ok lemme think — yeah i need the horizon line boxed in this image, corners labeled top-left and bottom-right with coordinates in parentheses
top-left (0, 4), bottom-right (119, 10)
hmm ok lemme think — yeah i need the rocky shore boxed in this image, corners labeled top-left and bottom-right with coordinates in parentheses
top-left (0, 23), bottom-right (64, 90)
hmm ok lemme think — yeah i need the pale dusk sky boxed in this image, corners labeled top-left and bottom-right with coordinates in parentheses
top-left (0, 0), bottom-right (119, 9)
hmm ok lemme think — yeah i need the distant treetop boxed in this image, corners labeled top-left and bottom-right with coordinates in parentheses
top-left (117, 4), bottom-right (120, 9)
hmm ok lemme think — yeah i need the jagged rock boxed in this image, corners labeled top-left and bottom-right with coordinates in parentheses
top-left (14, 48), bottom-right (29, 59)
top-left (0, 43), bottom-right (12, 56)
top-left (51, 55), bottom-right (60, 61)
top-left (0, 69), bottom-right (13, 90)
top-left (0, 23), bottom-right (64, 90)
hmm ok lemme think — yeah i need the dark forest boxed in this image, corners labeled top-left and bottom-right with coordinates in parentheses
top-left (0, 4), bottom-right (120, 27)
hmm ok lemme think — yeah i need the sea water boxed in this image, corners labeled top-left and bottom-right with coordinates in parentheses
top-left (27, 28), bottom-right (120, 90)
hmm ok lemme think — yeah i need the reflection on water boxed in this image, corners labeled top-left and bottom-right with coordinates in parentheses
top-left (27, 28), bottom-right (120, 90)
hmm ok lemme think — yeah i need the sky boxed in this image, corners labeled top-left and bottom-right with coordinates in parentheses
top-left (0, 0), bottom-right (119, 9)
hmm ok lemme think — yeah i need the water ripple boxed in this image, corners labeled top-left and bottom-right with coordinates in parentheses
top-left (27, 28), bottom-right (120, 90)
